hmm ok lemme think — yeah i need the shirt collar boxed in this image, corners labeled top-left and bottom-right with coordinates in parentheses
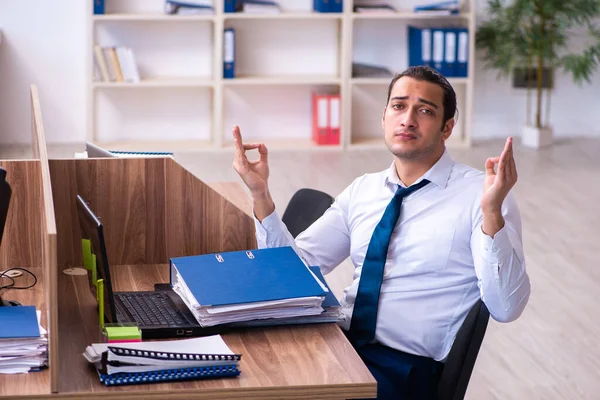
top-left (384, 149), bottom-right (454, 189)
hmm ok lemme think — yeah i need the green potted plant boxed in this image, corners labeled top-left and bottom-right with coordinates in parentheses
top-left (475, 0), bottom-right (600, 148)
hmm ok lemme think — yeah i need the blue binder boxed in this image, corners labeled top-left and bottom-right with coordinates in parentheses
top-left (170, 246), bottom-right (327, 307)
top-left (314, 0), bottom-right (342, 13)
top-left (93, 0), bottom-right (104, 15)
top-left (98, 365), bottom-right (240, 386)
top-left (224, 0), bottom-right (237, 12)
top-left (442, 28), bottom-right (458, 77)
top-left (223, 28), bottom-right (235, 79)
top-left (0, 305), bottom-right (40, 339)
top-left (431, 28), bottom-right (445, 75)
top-left (408, 26), bottom-right (432, 68)
top-left (455, 28), bottom-right (469, 77)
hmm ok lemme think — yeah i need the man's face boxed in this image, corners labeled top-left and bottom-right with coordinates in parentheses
top-left (382, 77), bottom-right (453, 161)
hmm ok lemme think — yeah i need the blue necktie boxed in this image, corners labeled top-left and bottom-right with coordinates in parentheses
top-left (348, 179), bottom-right (431, 348)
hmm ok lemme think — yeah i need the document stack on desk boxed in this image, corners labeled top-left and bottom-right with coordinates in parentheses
top-left (170, 246), bottom-right (337, 327)
top-left (83, 335), bottom-right (241, 386)
top-left (0, 305), bottom-right (48, 374)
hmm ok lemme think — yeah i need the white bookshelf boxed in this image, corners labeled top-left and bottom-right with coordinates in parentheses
top-left (88, 0), bottom-right (475, 152)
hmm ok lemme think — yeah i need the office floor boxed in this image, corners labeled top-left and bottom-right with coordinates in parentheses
top-left (2, 137), bottom-right (599, 399)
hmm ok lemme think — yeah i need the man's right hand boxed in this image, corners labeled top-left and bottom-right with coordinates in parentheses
top-left (231, 125), bottom-right (275, 221)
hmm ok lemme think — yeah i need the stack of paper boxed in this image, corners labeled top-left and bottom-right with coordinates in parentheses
top-left (83, 335), bottom-right (241, 386)
top-left (170, 247), bottom-right (332, 327)
top-left (0, 306), bottom-right (48, 374)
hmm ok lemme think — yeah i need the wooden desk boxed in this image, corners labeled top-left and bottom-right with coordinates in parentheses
top-left (55, 263), bottom-right (376, 400)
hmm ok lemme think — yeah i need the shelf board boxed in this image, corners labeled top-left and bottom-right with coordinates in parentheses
top-left (93, 78), bottom-right (214, 88)
top-left (224, 12), bottom-right (342, 20)
top-left (223, 76), bottom-right (341, 85)
top-left (92, 13), bottom-right (214, 22)
top-left (351, 77), bottom-right (470, 86)
top-left (352, 12), bottom-right (471, 20)
top-left (222, 138), bottom-right (342, 151)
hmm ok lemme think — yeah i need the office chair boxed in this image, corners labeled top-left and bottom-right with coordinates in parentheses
top-left (436, 299), bottom-right (490, 400)
top-left (281, 188), bottom-right (334, 238)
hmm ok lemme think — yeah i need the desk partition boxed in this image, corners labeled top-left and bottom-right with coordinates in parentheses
top-left (0, 87), bottom-right (376, 400)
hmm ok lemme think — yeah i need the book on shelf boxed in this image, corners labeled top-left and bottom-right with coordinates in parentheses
top-left (93, 45), bottom-right (140, 84)
top-left (413, 0), bottom-right (460, 14)
top-left (352, 62), bottom-right (393, 78)
top-left (239, 0), bottom-right (281, 14)
top-left (83, 335), bottom-right (241, 386)
top-left (353, 4), bottom-right (396, 13)
top-left (164, 0), bottom-right (215, 15)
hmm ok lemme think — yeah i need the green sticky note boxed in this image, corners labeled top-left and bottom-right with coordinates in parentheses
top-left (104, 326), bottom-right (141, 340)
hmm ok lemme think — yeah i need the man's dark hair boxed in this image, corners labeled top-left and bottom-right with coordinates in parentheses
top-left (386, 65), bottom-right (458, 128)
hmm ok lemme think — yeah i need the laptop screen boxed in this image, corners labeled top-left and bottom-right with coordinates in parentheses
top-left (75, 195), bottom-right (117, 324)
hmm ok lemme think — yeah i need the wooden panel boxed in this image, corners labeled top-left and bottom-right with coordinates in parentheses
top-left (31, 84), bottom-right (59, 393)
top-left (50, 158), bottom-right (167, 268)
top-left (0, 266), bottom-right (51, 398)
top-left (0, 160), bottom-right (42, 269)
top-left (56, 263), bottom-right (376, 399)
top-left (165, 159), bottom-right (257, 257)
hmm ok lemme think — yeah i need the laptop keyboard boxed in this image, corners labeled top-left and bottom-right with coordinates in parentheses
top-left (116, 292), bottom-right (188, 326)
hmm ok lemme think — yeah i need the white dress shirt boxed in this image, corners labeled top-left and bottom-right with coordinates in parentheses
top-left (253, 149), bottom-right (531, 362)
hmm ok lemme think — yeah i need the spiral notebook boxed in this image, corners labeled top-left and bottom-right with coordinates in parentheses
top-left (84, 335), bottom-right (242, 386)
top-left (99, 364), bottom-right (240, 386)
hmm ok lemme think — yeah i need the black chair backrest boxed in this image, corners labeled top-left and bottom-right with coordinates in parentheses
top-left (281, 188), bottom-right (334, 238)
top-left (0, 167), bottom-right (12, 248)
top-left (437, 299), bottom-right (490, 400)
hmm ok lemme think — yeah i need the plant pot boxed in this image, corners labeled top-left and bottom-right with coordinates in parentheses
top-left (521, 125), bottom-right (553, 148)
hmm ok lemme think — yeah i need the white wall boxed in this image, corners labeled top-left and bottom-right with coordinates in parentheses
top-left (0, 0), bottom-right (88, 144)
top-left (0, 0), bottom-right (599, 145)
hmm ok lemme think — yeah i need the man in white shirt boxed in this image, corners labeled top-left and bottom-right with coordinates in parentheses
top-left (231, 65), bottom-right (531, 400)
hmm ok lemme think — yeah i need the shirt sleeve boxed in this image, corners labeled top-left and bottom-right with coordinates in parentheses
top-left (471, 192), bottom-right (531, 322)
top-left (253, 182), bottom-right (354, 275)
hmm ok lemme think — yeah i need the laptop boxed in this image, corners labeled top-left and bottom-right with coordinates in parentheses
top-left (75, 194), bottom-right (223, 339)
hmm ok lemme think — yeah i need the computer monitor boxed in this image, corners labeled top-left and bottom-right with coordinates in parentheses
top-left (75, 195), bottom-right (117, 323)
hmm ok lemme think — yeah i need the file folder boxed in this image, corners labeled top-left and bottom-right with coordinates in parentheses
top-left (443, 29), bottom-right (457, 77)
top-left (0, 305), bottom-right (40, 339)
top-left (329, 94), bottom-right (341, 145)
top-left (170, 247), bottom-right (327, 307)
top-left (312, 93), bottom-right (330, 145)
top-left (408, 26), bottom-right (432, 68)
top-left (314, 0), bottom-right (342, 13)
top-left (456, 28), bottom-right (469, 77)
top-left (432, 29), bottom-right (445, 75)
top-left (223, 28), bottom-right (235, 79)
top-left (224, 0), bottom-right (237, 12)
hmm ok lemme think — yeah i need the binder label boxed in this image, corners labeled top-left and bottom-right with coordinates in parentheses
top-left (445, 32), bottom-right (456, 63)
top-left (421, 29), bottom-right (432, 62)
top-left (458, 31), bottom-right (468, 62)
top-left (330, 97), bottom-right (340, 129)
top-left (318, 98), bottom-right (328, 128)
top-left (433, 30), bottom-right (444, 64)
